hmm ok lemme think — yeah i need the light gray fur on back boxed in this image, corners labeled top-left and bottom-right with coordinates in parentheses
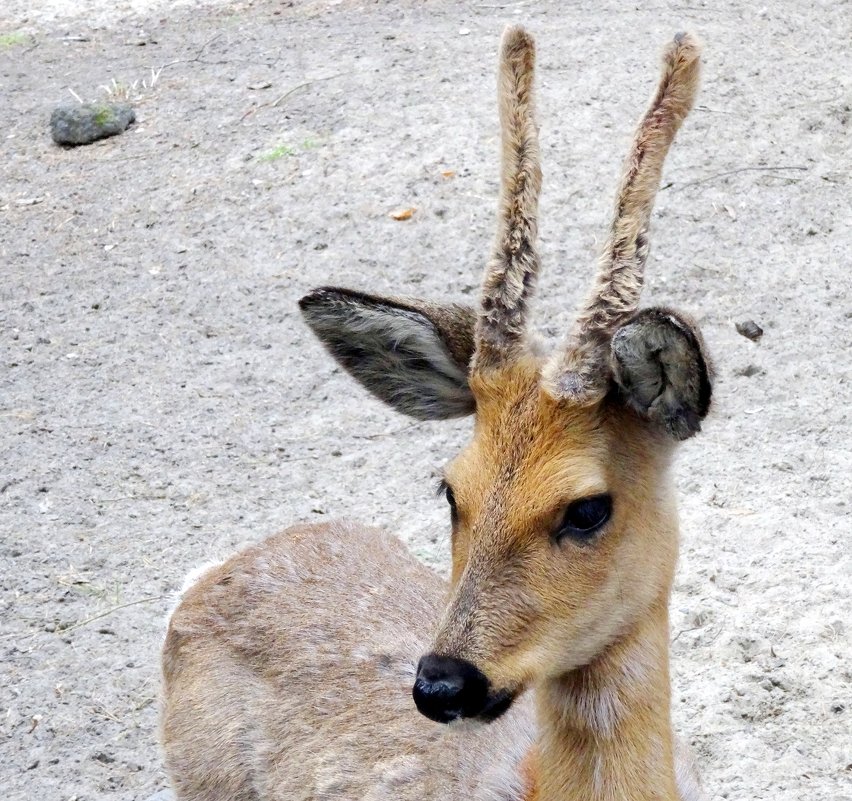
top-left (162, 522), bottom-right (534, 801)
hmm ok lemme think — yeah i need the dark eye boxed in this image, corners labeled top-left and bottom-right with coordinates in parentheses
top-left (445, 486), bottom-right (458, 523)
top-left (555, 494), bottom-right (612, 543)
top-left (437, 480), bottom-right (458, 524)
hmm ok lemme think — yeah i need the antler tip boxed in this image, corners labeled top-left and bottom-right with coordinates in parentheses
top-left (665, 31), bottom-right (702, 67)
top-left (657, 30), bottom-right (702, 112)
top-left (500, 24), bottom-right (535, 59)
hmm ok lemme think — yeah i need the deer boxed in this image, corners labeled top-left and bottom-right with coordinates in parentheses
top-left (161, 26), bottom-right (712, 801)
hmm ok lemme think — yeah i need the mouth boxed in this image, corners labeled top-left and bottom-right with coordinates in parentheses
top-left (414, 683), bottom-right (518, 725)
top-left (412, 653), bottom-right (518, 724)
top-left (475, 686), bottom-right (517, 722)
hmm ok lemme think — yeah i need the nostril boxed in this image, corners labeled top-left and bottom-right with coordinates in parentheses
top-left (412, 654), bottom-right (490, 724)
top-left (416, 658), bottom-right (465, 692)
top-left (416, 675), bottom-right (462, 698)
top-left (413, 673), bottom-right (464, 724)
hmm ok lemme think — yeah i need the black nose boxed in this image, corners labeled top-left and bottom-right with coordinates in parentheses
top-left (412, 654), bottom-right (490, 723)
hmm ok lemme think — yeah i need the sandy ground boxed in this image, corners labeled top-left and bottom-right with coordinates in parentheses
top-left (1, 0), bottom-right (850, 799)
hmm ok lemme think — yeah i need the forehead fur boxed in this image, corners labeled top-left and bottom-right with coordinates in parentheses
top-left (453, 360), bottom-right (612, 518)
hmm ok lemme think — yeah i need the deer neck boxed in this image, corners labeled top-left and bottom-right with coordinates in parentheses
top-left (532, 598), bottom-right (678, 801)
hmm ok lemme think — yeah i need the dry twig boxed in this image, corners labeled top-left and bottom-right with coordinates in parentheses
top-left (664, 165), bottom-right (808, 191)
top-left (58, 595), bottom-right (166, 634)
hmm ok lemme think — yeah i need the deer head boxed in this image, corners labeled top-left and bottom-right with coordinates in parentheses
top-left (299, 27), bottom-right (709, 725)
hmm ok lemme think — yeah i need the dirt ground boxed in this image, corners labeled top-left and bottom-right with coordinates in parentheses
top-left (1, 0), bottom-right (850, 799)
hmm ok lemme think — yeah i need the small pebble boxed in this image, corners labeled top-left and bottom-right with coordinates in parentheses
top-left (50, 102), bottom-right (135, 146)
top-left (735, 320), bottom-right (764, 341)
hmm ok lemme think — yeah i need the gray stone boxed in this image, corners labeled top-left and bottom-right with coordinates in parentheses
top-left (735, 319), bottom-right (764, 341)
top-left (50, 102), bottom-right (135, 146)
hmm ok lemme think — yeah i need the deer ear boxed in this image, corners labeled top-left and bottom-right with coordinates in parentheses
top-left (610, 307), bottom-right (712, 440)
top-left (299, 287), bottom-right (476, 420)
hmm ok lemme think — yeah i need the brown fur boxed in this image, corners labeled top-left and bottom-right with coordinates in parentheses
top-left (162, 26), bottom-right (713, 801)
top-left (162, 523), bottom-right (535, 801)
top-left (519, 747), bottom-right (540, 801)
top-left (433, 360), bottom-right (676, 686)
top-left (161, 506), bottom-right (702, 801)
top-left (425, 358), bottom-right (696, 800)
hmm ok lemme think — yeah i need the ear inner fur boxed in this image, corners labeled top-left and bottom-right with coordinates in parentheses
top-left (610, 307), bottom-right (712, 440)
top-left (299, 287), bottom-right (477, 420)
